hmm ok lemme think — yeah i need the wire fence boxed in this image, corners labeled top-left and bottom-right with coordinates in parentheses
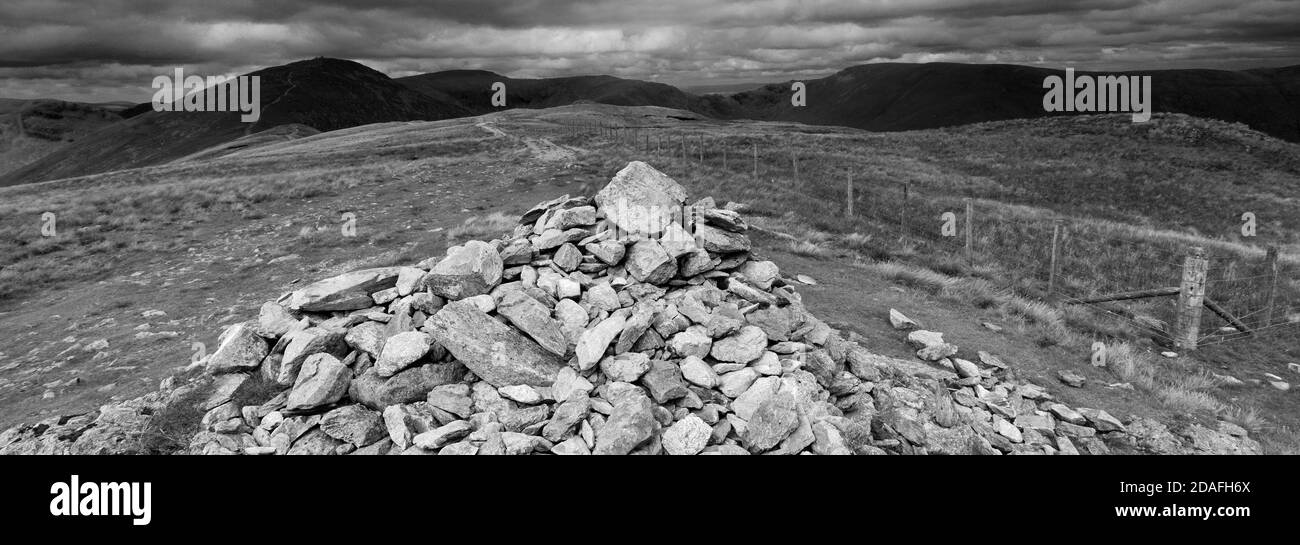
top-left (551, 122), bottom-right (1300, 346)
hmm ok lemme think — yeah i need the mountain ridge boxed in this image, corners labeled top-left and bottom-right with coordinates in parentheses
top-left (3, 58), bottom-right (1298, 187)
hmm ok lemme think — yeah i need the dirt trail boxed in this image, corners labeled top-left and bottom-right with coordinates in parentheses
top-left (478, 121), bottom-right (579, 163)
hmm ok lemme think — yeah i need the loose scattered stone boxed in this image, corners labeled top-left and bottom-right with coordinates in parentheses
top-left (1057, 370), bottom-right (1086, 388)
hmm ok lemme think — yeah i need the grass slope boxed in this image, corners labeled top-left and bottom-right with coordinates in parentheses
top-left (0, 104), bottom-right (1296, 451)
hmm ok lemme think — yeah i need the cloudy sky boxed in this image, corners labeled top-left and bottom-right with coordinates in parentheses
top-left (2, 0), bottom-right (1298, 102)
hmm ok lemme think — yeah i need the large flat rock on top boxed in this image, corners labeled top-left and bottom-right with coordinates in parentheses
top-left (595, 161), bottom-right (688, 237)
top-left (287, 268), bottom-right (399, 312)
top-left (425, 300), bottom-right (566, 388)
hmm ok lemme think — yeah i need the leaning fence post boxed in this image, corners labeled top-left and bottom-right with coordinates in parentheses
top-left (1048, 219), bottom-right (1063, 299)
top-left (1264, 246), bottom-right (1279, 328)
top-left (1174, 247), bottom-right (1209, 350)
top-left (900, 183), bottom-right (909, 237)
top-left (964, 198), bottom-right (973, 266)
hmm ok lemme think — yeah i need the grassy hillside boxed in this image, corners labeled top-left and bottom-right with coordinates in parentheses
top-left (0, 99), bottom-right (125, 176)
top-left (0, 58), bottom-right (471, 187)
top-left (717, 63), bottom-right (1300, 143)
top-left (0, 104), bottom-right (1297, 451)
top-left (398, 70), bottom-right (721, 115)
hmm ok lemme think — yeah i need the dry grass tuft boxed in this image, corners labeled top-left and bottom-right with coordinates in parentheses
top-left (446, 212), bottom-right (516, 243)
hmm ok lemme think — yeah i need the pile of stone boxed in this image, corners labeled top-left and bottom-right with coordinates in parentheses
top-left (0, 161), bottom-right (1261, 455)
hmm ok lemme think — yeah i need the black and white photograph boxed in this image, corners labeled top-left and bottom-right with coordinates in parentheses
top-left (0, 0), bottom-right (1297, 530)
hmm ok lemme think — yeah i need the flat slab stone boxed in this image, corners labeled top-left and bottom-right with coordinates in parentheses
top-left (287, 268), bottom-right (400, 312)
top-left (425, 300), bottom-right (566, 387)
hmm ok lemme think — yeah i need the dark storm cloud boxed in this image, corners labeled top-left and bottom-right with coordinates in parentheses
top-left (1, 0), bottom-right (1297, 102)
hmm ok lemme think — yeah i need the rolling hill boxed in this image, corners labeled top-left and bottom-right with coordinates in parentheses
top-left (0, 58), bottom-right (470, 187)
top-left (715, 63), bottom-right (1300, 141)
top-left (5, 58), bottom-right (1298, 187)
top-left (397, 70), bottom-right (723, 116)
top-left (0, 99), bottom-right (126, 177)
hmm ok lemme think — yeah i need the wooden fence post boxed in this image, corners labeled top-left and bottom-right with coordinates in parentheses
top-left (1048, 219), bottom-right (1063, 299)
top-left (722, 144), bottom-right (727, 170)
top-left (752, 142), bottom-right (758, 179)
top-left (845, 173), bottom-right (854, 218)
top-left (1264, 245), bottom-right (1279, 327)
top-left (1174, 247), bottom-right (1209, 350)
top-left (699, 135), bottom-right (704, 163)
top-left (900, 183), bottom-right (909, 237)
top-left (964, 198), bottom-right (973, 266)
top-left (791, 150), bottom-right (798, 181)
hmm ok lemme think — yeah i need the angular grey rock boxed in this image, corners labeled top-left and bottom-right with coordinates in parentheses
top-left (553, 243), bottom-right (582, 272)
top-left (550, 437), bottom-right (591, 455)
top-left (551, 366), bottom-right (594, 402)
top-left (718, 368), bottom-right (760, 398)
top-left (288, 268), bottom-right (400, 312)
top-left (500, 239), bottom-right (535, 265)
top-left (425, 300), bottom-right (565, 387)
top-left (679, 249), bottom-right (719, 277)
top-left (737, 260), bottom-right (779, 290)
top-left (498, 384), bottom-right (543, 405)
top-left (640, 360), bottom-right (689, 404)
top-left (207, 323), bottom-right (267, 374)
top-left (421, 240), bottom-right (504, 300)
top-left (413, 421), bottom-right (474, 450)
top-left (811, 420), bottom-right (853, 455)
top-left (694, 223), bottom-right (751, 253)
top-left (344, 321), bottom-right (387, 359)
top-left (496, 290), bottom-right (568, 357)
top-left (662, 415), bottom-right (711, 455)
top-left (374, 331), bottom-right (434, 378)
top-left (600, 352), bottom-right (651, 382)
top-left (1057, 370), bottom-right (1086, 388)
top-left (285, 353), bottom-right (351, 412)
top-left (889, 309), bottom-right (919, 330)
top-left (710, 325), bottom-right (768, 364)
top-left (594, 161), bottom-right (688, 236)
top-left (701, 208), bottom-right (748, 232)
top-left (543, 391), bottom-right (591, 442)
top-left (255, 302), bottom-right (300, 338)
top-left (952, 358), bottom-right (981, 379)
top-left (395, 266), bottom-right (426, 296)
top-left (278, 327), bottom-right (347, 386)
top-left (286, 428), bottom-right (344, 455)
top-left (575, 312), bottom-right (627, 371)
top-left (678, 356), bottom-right (717, 389)
top-left (624, 239), bottom-right (678, 284)
top-left (732, 376), bottom-right (782, 421)
top-left (667, 326), bottom-right (712, 358)
top-left (746, 305), bottom-right (798, 342)
top-left (320, 405), bottom-right (386, 446)
top-left (593, 396), bottom-right (658, 455)
top-left (1078, 408), bottom-right (1126, 432)
top-left (439, 442), bottom-right (480, 455)
top-left (1048, 403), bottom-right (1087, 425)
top-left (742, 392), bottom-right (799, 453)
top-left (349, 362), bottom-right (465, 410)
top-left (584, 240), bottom-right (626, 265)
top-left (426, 384), bottom-right (473, 419)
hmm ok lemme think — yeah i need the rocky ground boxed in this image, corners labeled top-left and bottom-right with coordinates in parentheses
top-left (0, 161), bottom-right (1261, 455)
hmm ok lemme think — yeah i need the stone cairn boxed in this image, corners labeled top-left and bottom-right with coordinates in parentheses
top-left (0, 161), bottom-right (1261, 455)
